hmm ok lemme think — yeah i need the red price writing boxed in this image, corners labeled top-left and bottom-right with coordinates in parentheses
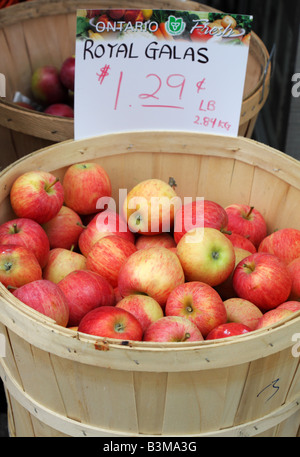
top-left (194, 115), bottom-right (231, 131)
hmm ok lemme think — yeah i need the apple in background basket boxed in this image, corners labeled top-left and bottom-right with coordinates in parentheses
top-left (143, 316), bottom-right (204, 343)
top-left (135, 233), bottom-right (176, 250)
top-left (42, 205), bottom-right (84, 250)
top-left (62, 162), bottom-right (112, 215)
top-left (255, 308), bottom-right (294, 330)
top-left (44, 103), bottom-right (74, 118)
top-left (233, 253), bottom-right (292, 312)
top-left (122, 178), bottom-right (179, 235)
top-left (174, 199), bottom-right (229, 244)
top-left (12, 279), bottom-right (69, 327)
top-left (78, 306), bottom-right (143, 341)
top-left (223, 298), bottom-right (263, 330)
top-left (118, 247), bottom-right (185, 307)
top-left (86, 235), bottom-right (137, 288)
top-left (258, 228), bottom-right (300, 265)
top-left (176, 227), bottom-right (235, 287)
top-left (277, 301), bottom-right (300, 312)
top-left (78, 209), bottom-right (135, 257)
top-left (224, 232), bottom-right (256, 254)
top-left (43, 247), bottom-right (87, 283)
top-left (287, 257), bottom-right (300, 300)
top-left (31, 65), bottom-right (67, 106)
top-left (59, 56), bottom-right (75, 92)
top-left (10, 170), bottom-right (64, 224)
top-left (116, 294), bottom-right (164, 332)
top-left (165, 281), bottom-right (227, 338)
top-left (225, 204), bottom-right (267, 248)
top-left (0, 217), bottom-right (50, 268)
top-left (206, 322), bottom-right (252, 340)
top-left (58, 269), bottom-right (115, 327)
top-left (215, 247), bottom-right (252, 300)
top-left (0, 244), bottom-right (42, 288)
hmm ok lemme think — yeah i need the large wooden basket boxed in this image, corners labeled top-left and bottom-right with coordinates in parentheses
top-left (0, 0), bottom-right (271, 170)
top-left (0, 131), bottom-right (299, 437)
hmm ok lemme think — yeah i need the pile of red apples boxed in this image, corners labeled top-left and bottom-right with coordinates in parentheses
top-left (16, 56), bottom-right (75, 118)
top-left (1, 161), bottom-right (300, 344)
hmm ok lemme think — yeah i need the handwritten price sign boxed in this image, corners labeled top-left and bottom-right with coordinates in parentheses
top-left (74, 9), bottom-right (252, 139)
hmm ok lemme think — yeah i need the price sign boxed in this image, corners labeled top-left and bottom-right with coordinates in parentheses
top-left (74, 9), bottom-right (253, 139)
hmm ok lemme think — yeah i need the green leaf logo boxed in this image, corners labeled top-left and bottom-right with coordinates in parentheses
top-left (165, 15), bottom-right (186, 36)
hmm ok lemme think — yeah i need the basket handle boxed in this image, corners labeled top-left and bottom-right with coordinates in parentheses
top-left (259, 43), bottom-right (276, 104)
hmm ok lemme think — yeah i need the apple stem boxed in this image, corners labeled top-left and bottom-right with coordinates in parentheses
top-left (221, 229), bottom-right (232, 235)
top-left (76, 222), bottom-right (87, 229)
top-left (168, 177), bottom-right (177, 190)
top-left (7, 285), bottom-right (17, 290)
top-left (182, 332), bottom-right (190, 342)
top-left (245, 206), bottom-right (254, 219)
top-left (45, 177), bottom-right (59, 192)
top-left (70, 245), bottom-right (75, 252)
top-left (13, 223), bottom-right (18, 234)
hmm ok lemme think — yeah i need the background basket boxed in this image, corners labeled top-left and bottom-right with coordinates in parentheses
top-left (0, 0), bottom-right (271, 170)
top-left (0, 131), bottom-right (299, 437)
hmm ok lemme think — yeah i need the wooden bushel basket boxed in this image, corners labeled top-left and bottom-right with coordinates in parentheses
top-left (0, 131), bottom-right (300, 437)
top-left (0, 0), bottom-right (271, 170)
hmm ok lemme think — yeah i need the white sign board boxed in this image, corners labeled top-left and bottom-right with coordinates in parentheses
top-left (75, 9), bottom-right (253, 139)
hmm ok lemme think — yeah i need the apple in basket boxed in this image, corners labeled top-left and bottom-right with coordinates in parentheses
top-left (143, 316), bottom-right (204, 342)
top-left (122, 178), bottom-right (180, 235)
top-left (78, 306), bottom-right (143, 341)
top-left (59, 56), bottom-right (75, 92)
top-left (224, 232), bottom-right (256, 254)
top-left (223, 298), bottom-right (263, 330)
top-left (116, 294), bottom-right (164, 333)
top-left (43, 247), bottom-right (87, 284)
top-left (117, 247), bottom-right (185, 307)
top-left (165, 281), bottom-right (227, 338)
top-left (176, 227), bottom-right (235, 287)
top-left (42, 205), bottom-right (84, 250)
top-left (287, 257), bottom-right (300, 300)
top-left (225, 204), bottom-right (267, 248)
top-left (135, 233), bottom-right (176, 250)
top-left (62, 162), bottom-right (112, 215)
top-left (258, 228), bottom-right (300, 265)
top-left (0, 244), bottom-right (42, 288)
top-left (206, 322), bottom-right (252, 340)
top-left (277, 301), bottom-right (300, 312)
top-left (78, 209), bottom-right (135, 257)
top-left (233, 253), bottom-right (292, 311)
top-left (10, 170), bottom-right (64, 224)
top-left (255, 308), bottom-right (294, 330)
top-left (31, 65), bottom-right (67, 106)
top-left (86, 235), bottom-right (137, 288)
top-left (44, 103), bottom-right (74, 118)
top-left (58, 269), bottom-right (115, 327)
top-left (173, 199), bottom-right (229, 244)
top-left (12, 279), bottom-right (69, 327)
top-left (0, 217), bottom-right (50, 268)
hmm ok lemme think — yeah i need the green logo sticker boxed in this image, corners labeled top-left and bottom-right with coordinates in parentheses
top-left (165, 15), bottom-right (186, 36)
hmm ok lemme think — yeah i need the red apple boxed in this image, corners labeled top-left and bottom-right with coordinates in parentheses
top-left (143, 316), bottom-right (204, 342)
top-left (116, 294), bottom-right (164, 332)
top-left (165, 281), bottom-right (227, 337)
top-left (10, 170), bottom-right (64, 224)
top-left (277, 301), bottom-right (300, 312)
top-left (206, 322), bottom-right (252, 340)
top-left (225, 204), bottom-right (267, 248)
top-left (258, 228), bottom-right (300, 265)
top-left (233, 253), bottom-right (292, 311)
top-left (215, 247), bottom-right (252, 300)
top-left (174, 199), bottom-right (229, 244)
top-left (78, 306), bottom-right (143, 341)
top-left (287, 258), bottom-right (300, 300)
top-left (224, 232), bottom-right (256, 254)
top-left (107, 9), bottom-right (125, 20)
top-left (0, 217), bottom-right (50, 268)
top-left (122, 178), bottom-right (179, 235)
top-left (12, 279), bottom-right (69, 327)
top-left (43, 247), bottom-right (87, 283)
top-left (62, 162), bottom-right (112, 215)
top-left (31, 65), bottom-right (67, 106)
top-left (223, 298), bottom-right (263, 330)
top-left (135, 233), bottom-right (176, 250)
top-left (176, 227), bottom-right (235, 286)
top-left (15, 102), bottom-right (34, 110)
top-left (58, 269), bottom-right (115, 326)
top-left (42, 205), bottom-right (84, 250)
top-left (78, 209), bottom-right (135, 257)
top-left (44, 103), bottom-right (74, 118)
top-left (118, 247), bottom-right (185, 307)
top-left (86, 235), bottom-right (137, 288)
top-left (255, 308), bottom-right (294, 330)
top-left (0, 244), bottom-right (42, 288)
top-left (59, 56), bottom-right (75, 92)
